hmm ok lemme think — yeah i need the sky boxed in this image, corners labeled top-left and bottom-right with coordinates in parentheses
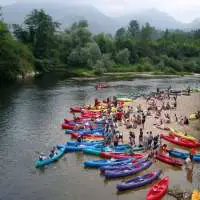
top-left (1, 0), bottom-right (200, 22)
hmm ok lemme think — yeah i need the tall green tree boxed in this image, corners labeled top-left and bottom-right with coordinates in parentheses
top-left (13, 9), bottom-right (60, 72)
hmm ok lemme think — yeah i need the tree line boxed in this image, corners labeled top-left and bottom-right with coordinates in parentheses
top-left (1, 8), bottom-right (200, 83)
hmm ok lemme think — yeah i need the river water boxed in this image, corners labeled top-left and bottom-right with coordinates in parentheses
top-left (0, 76), bottom-right (200, 200)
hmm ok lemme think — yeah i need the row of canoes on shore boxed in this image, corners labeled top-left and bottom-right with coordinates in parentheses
top-left (34, 92), bottom-right (200, 199)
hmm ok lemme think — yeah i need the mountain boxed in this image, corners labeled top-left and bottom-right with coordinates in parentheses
top-left (118, 9), bottom-right (184, 29)
top-left (2, 3), bottom-right (200, 33)
top-left (2, 2), bottom-right (119, 33)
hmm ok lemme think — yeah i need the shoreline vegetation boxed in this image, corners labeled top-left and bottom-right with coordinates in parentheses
top-left (1, 8), bottom-right (200, 84)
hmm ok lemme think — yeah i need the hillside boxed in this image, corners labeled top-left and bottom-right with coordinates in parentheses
top-left (2, 3), bottom-right (200, 33)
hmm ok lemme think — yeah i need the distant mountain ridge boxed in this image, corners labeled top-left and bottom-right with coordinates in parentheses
top-left (2, 2), bottom-right (200, 33)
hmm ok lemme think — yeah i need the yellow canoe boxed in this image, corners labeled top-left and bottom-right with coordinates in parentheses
top-left (192, 190), bottom-right (200, 200)
top-left (169, 128), bottom-right (198, 141)
top-left (117, 97), bottom-right (133, 102)
top-left (189, 113), bottom-right (197, 120)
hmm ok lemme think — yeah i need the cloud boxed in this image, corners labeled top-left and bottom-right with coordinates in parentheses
top-left (3, 0), bottom-right (200, 22)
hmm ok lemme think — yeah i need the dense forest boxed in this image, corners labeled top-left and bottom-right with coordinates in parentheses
top-left (1, 8), bottom-right (200, 83)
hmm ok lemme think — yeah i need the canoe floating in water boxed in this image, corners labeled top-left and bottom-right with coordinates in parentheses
top-left (84, 158), bottom-right (132, 168)
top-left (146, 176), bottom-right (169, 200)
top-left (161, 134), bottom-right (200, 148)
top-left (35, 147), bottom-right (65, 168)
top-left (104, 160), bottom-right (152, 179)
top-left (116, 169), bottom-right (162, 191)
top-left (117, 97), bottom-right (133, 102)
top-left (95, 83), bottom-right (110, 89)
top-left (70, 106), bottom-right (83, 113)
top-left (156, 152), bottom-right (184, 166)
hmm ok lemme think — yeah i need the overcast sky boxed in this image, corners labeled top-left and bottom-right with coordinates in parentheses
top-left (1, 0), bottom-right (200, 22)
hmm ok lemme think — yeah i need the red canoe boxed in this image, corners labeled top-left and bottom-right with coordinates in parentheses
top-left (100, 152), bottom-right (144, 160)
top-left (64, 118), bottom-right (83, 123)
top-left (156, 152), bottom-right (183, 166)
top-left (161, 134), bottom-right (200, 148)
top-left (70, 106), bottom-right (83, 113)
top-left (95, 83), bottom-right (109, 89)
top-left (71, 132), bottom-right (104, 140)
top-left (61, 123), bottom-right (97, 130)
top-left (147, 176), bottom-right (169, 200)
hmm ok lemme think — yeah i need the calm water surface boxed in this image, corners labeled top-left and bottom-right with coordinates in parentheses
top-left (0, 76), bottom-right (200, 200)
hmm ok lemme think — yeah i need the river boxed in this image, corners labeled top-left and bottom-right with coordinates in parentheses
top-left (0, 76), bottom-right (200, 200)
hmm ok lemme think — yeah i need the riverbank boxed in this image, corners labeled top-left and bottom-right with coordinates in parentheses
top-left (118, 92), bottom-right (200, 144)
top-left (70, 72), bottom-right (198, 81)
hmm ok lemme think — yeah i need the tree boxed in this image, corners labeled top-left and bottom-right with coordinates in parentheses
top-left (13, 9), bottom-right (60, 72)
top-left (115, 28), bottom-right (126, 39)
top-left (140, 23), bottom-right (153, 41)
top-left (116, 48), bottom-right (130, 65)
top-left (128, 20), bottom-right (140, 38)
top-left (94, 33), bottom-right (114, 54)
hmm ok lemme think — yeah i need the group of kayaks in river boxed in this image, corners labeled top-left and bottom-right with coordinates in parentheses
top-left (34, 89), bottom-right (200, 199)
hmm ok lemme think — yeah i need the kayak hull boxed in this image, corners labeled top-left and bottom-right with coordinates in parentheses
top-left (84, 158), bottom-right (132, 168)
top-left (161, 134), bottom-right (200, 148)
top-left (147, 176), bottom-right (169, 200)
top-left (156, 152), bottom-right (183, 166)
top-left (116, 170), bottom-right (162, 191)
top-left (104, 160), bottom-right (152, 178)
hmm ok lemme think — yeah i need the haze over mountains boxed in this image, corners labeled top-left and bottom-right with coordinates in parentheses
top-left (2, 2), bottom-right (200, 33)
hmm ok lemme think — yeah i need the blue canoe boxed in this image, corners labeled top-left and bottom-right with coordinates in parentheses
top-left (67, 141), bottom-right (103, 146)
top-left (35, 147), bottom-right (65, 168)
top-left (84, 158), bottom-right (132, 168)
top-left (83, 145), bottom-right (131, 156)
top-left (104, 160), bottom-right (152, 179)
top-left (57, 144), bottom-right (83, 152)
top-left (100, 159), bottom-right (144, 173)
top-left (169, 149), bottom-right (200, 162)
top-left (65, 127), bottom-right (104, 134)
top-left (116, 169), bottom-right (162, 191)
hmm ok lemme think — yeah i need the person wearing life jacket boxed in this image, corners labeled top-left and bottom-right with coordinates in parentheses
top-left (160, 144), bottom-right (167, 153)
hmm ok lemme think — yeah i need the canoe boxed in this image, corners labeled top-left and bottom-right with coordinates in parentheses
top-left (117, 97), bottom-right (133, 102)
top-left (147, 176), bottom-right (169, 200)
top-left (84, 158), bottom-right (132, 168)
top-left (189, 113), bottom-right (198, 120)
top-left (83, 147), bottom-right (102, 156)
top-left (35, 147), bottom-right (65, 168)
top-left (116, 170), bottom-right (162, 191)
top-left (57, 144), bottom-right (83, 152)
top-left (156, 152), bottom-right (183, 166)
top-left (71, 133), bottom-right (104, 140)
top-left (67, 141), bottom-right (103, 146)
top-left (100, 159), bottom-right (145, 173)
top-left (100, 152), bottom-right (144, 160)
top-left (169, 128), bottom-right (197, 141)
top-left (70, 106), bottom-right (82, 113)
top-left (104, 160), bottom-right (152, 179)
top-left (65, 127), bottom-right (104, 134)
top-left (169, 149), bottom-right (200, 162)
top-left (96, 83), bottom-right (109, 89)
top-left (192, 190), bottom-right (200, 200)
top-left (161, 134), bottom-right (200, 148)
